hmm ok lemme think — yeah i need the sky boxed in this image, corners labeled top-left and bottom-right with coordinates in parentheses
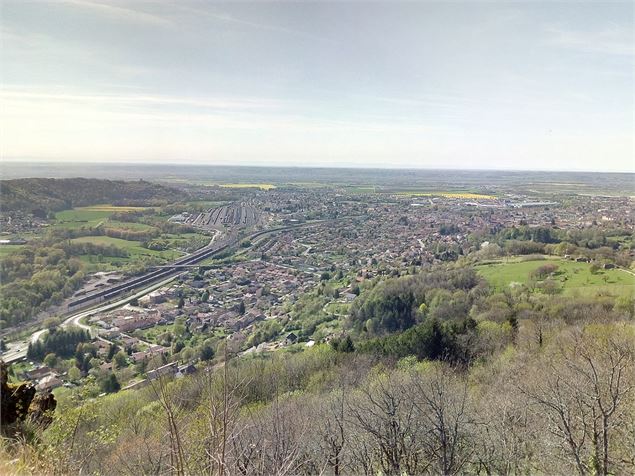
top-left (1, 0), bottom-right (633, 172)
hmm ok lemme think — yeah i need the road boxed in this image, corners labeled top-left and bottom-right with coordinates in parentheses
top-left (1, 273), bottom-right (183, 364)
top-left (1, 219), bottom-right (338, 365)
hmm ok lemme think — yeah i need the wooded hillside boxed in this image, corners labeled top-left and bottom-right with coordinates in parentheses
top-left (0, 178), bottom-right (185, 212)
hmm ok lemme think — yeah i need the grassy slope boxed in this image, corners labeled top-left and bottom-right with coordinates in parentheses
top-left (0, 245), bottom-right (24, 258)
top-left (53, 206), bottom-right (152, 230)
top-left (476, 257), bottom-right (635, 296)
top-left (71, 236), bottom-right (183, 260)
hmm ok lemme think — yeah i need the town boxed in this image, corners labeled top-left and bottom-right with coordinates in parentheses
top-left (7, 181), bottom-right (633, 396)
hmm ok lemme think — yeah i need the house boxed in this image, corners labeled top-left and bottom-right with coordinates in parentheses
top-left (37, 374), bottom-right (63, 392)
top-left (191, 279), bottom-right (206, 289)
top-left (100, 362), bottom-right (113, 372)
top-left (120, 335), bottom-right (139, 348)
top-left (95, 339), bottom-right (112, 357)
top-left (342, 292), bottom-right (357, 302)
top-left (26, 366), bottom-right (53, 381)
top-left (131, 351), bottom-right (149, 363)
top-left (147, 362), bottom-right (178, 381)
top-left (113, 314), bottom-right (161, 332)
top-left (285, 332), bottom-right (298, 345)
top-left (176, 363), bottom-right (197, 378)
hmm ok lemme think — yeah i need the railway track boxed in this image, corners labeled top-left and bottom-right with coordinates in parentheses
top-left (66, 221), bottom-right (323, 311)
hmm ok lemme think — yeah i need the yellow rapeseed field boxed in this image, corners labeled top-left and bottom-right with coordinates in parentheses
top-left (401, 192), bottom-right (497, 200)
top-left (218, 183), bottom-right (277, 190)
top-left (78, 205), bottom-right (150, 211)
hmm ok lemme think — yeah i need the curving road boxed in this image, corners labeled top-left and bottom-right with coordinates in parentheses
top-left (1, 218), bottom-right (338, 365)
top-left (2, 273), bottom-right (183, 364)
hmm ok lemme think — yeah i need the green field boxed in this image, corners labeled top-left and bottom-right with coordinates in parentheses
top-left (52, 205), bottom-right (210, 272)
top-left (0, 245), bottom-right (24, 258)
top-left (139, 323), bottom-right (176, 344)
top-left (105, 220), bottom-right (155, 231)
top-left (53, 205), bottom-right (150, 229)
top-left (476, 257), bottom-right (635, 296)
top-left (54, 209), bottom-right (113, 228)
top-left (345, 185), bottom-right (378, 193)
top-left (71, 236), bottom-right (183, 261)
top-left (286, 182), bottom-right (331, 189)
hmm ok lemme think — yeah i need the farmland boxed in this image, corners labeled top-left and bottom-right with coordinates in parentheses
top-left (399, 191), bottom-right (497, 200)
top-left (219, 183), bottom-right (277, 190)
top-left (476, 257), bottom-right (635, 296)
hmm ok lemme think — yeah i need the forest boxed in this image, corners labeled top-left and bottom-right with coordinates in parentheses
top-left (0, 178), bottom-right (187, 213)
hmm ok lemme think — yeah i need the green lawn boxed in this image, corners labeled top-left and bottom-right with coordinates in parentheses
top-left (139, 323), bottom-right (176, 344)
top-left (105, 220), bottom-right (156, 231)
top-left (476, 257), bottom-right (635, 297)
top-left (53, 205), bottom-right (151, 230)
top-left (0, 245), bottom-right (24, 258)
top-left (54, 208), bottom-right (113, 228)
top-left (71, 236), bottom-right (183, 260)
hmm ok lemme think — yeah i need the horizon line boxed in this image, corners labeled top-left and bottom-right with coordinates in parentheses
top-left (1, 158), bottom-right (634, 175)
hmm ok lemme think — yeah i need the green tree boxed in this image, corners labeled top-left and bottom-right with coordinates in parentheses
top-left (173, 318), bottom-right (187, 338)
top-left (172, 340), bottom-right (185, 355)
top-left (113, 351), bottom-right (128, 369)
top-left (43, 353), bottom-right (58, 368)
top-left (339, 336), bottom-right (355, 353)
top-left (99, 373), bottom-right (120, 393)
top-left (200, 343), bottom-right (215, 361)
top-left (67, 366), bottom-right (81, 382)
top-left (107, 344), bottom-right (118, 361)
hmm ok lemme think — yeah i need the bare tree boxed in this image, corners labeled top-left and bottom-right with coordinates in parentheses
top-left (411, 365), bottom-right (474, 476)
top-left (191, 346), bottom-right (248, 476)
top-left (521, 327), bottom-right (635, 476)
top-left (473, 377), bottom-right (536, 475)
top-left (228, 359), bottom-right (312, 476)
top-left (347, 370), bottom-right (424, 475)
top-left (307, 386), bottom-right (349, 475)
top-left (149, 375), bottom-right (186, 476)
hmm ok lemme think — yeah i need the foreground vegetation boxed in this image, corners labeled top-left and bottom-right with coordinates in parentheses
top-left (3, 320), bottom-right (633, 475)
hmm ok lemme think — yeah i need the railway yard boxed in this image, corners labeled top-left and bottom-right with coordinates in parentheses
top-left (185, 202), bottom-right (261, 230)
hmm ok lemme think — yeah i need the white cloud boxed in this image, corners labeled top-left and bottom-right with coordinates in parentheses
top-left (57, 0), bottom-right (173, 27)
top-left (546, 24), bottom-right (634, 57)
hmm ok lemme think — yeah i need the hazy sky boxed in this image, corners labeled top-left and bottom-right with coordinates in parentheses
top-left (1, 1), bottom-right (633, 171)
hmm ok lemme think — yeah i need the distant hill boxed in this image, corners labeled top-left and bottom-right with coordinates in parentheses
top-left (0, 178), bottom-right (186, 213)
